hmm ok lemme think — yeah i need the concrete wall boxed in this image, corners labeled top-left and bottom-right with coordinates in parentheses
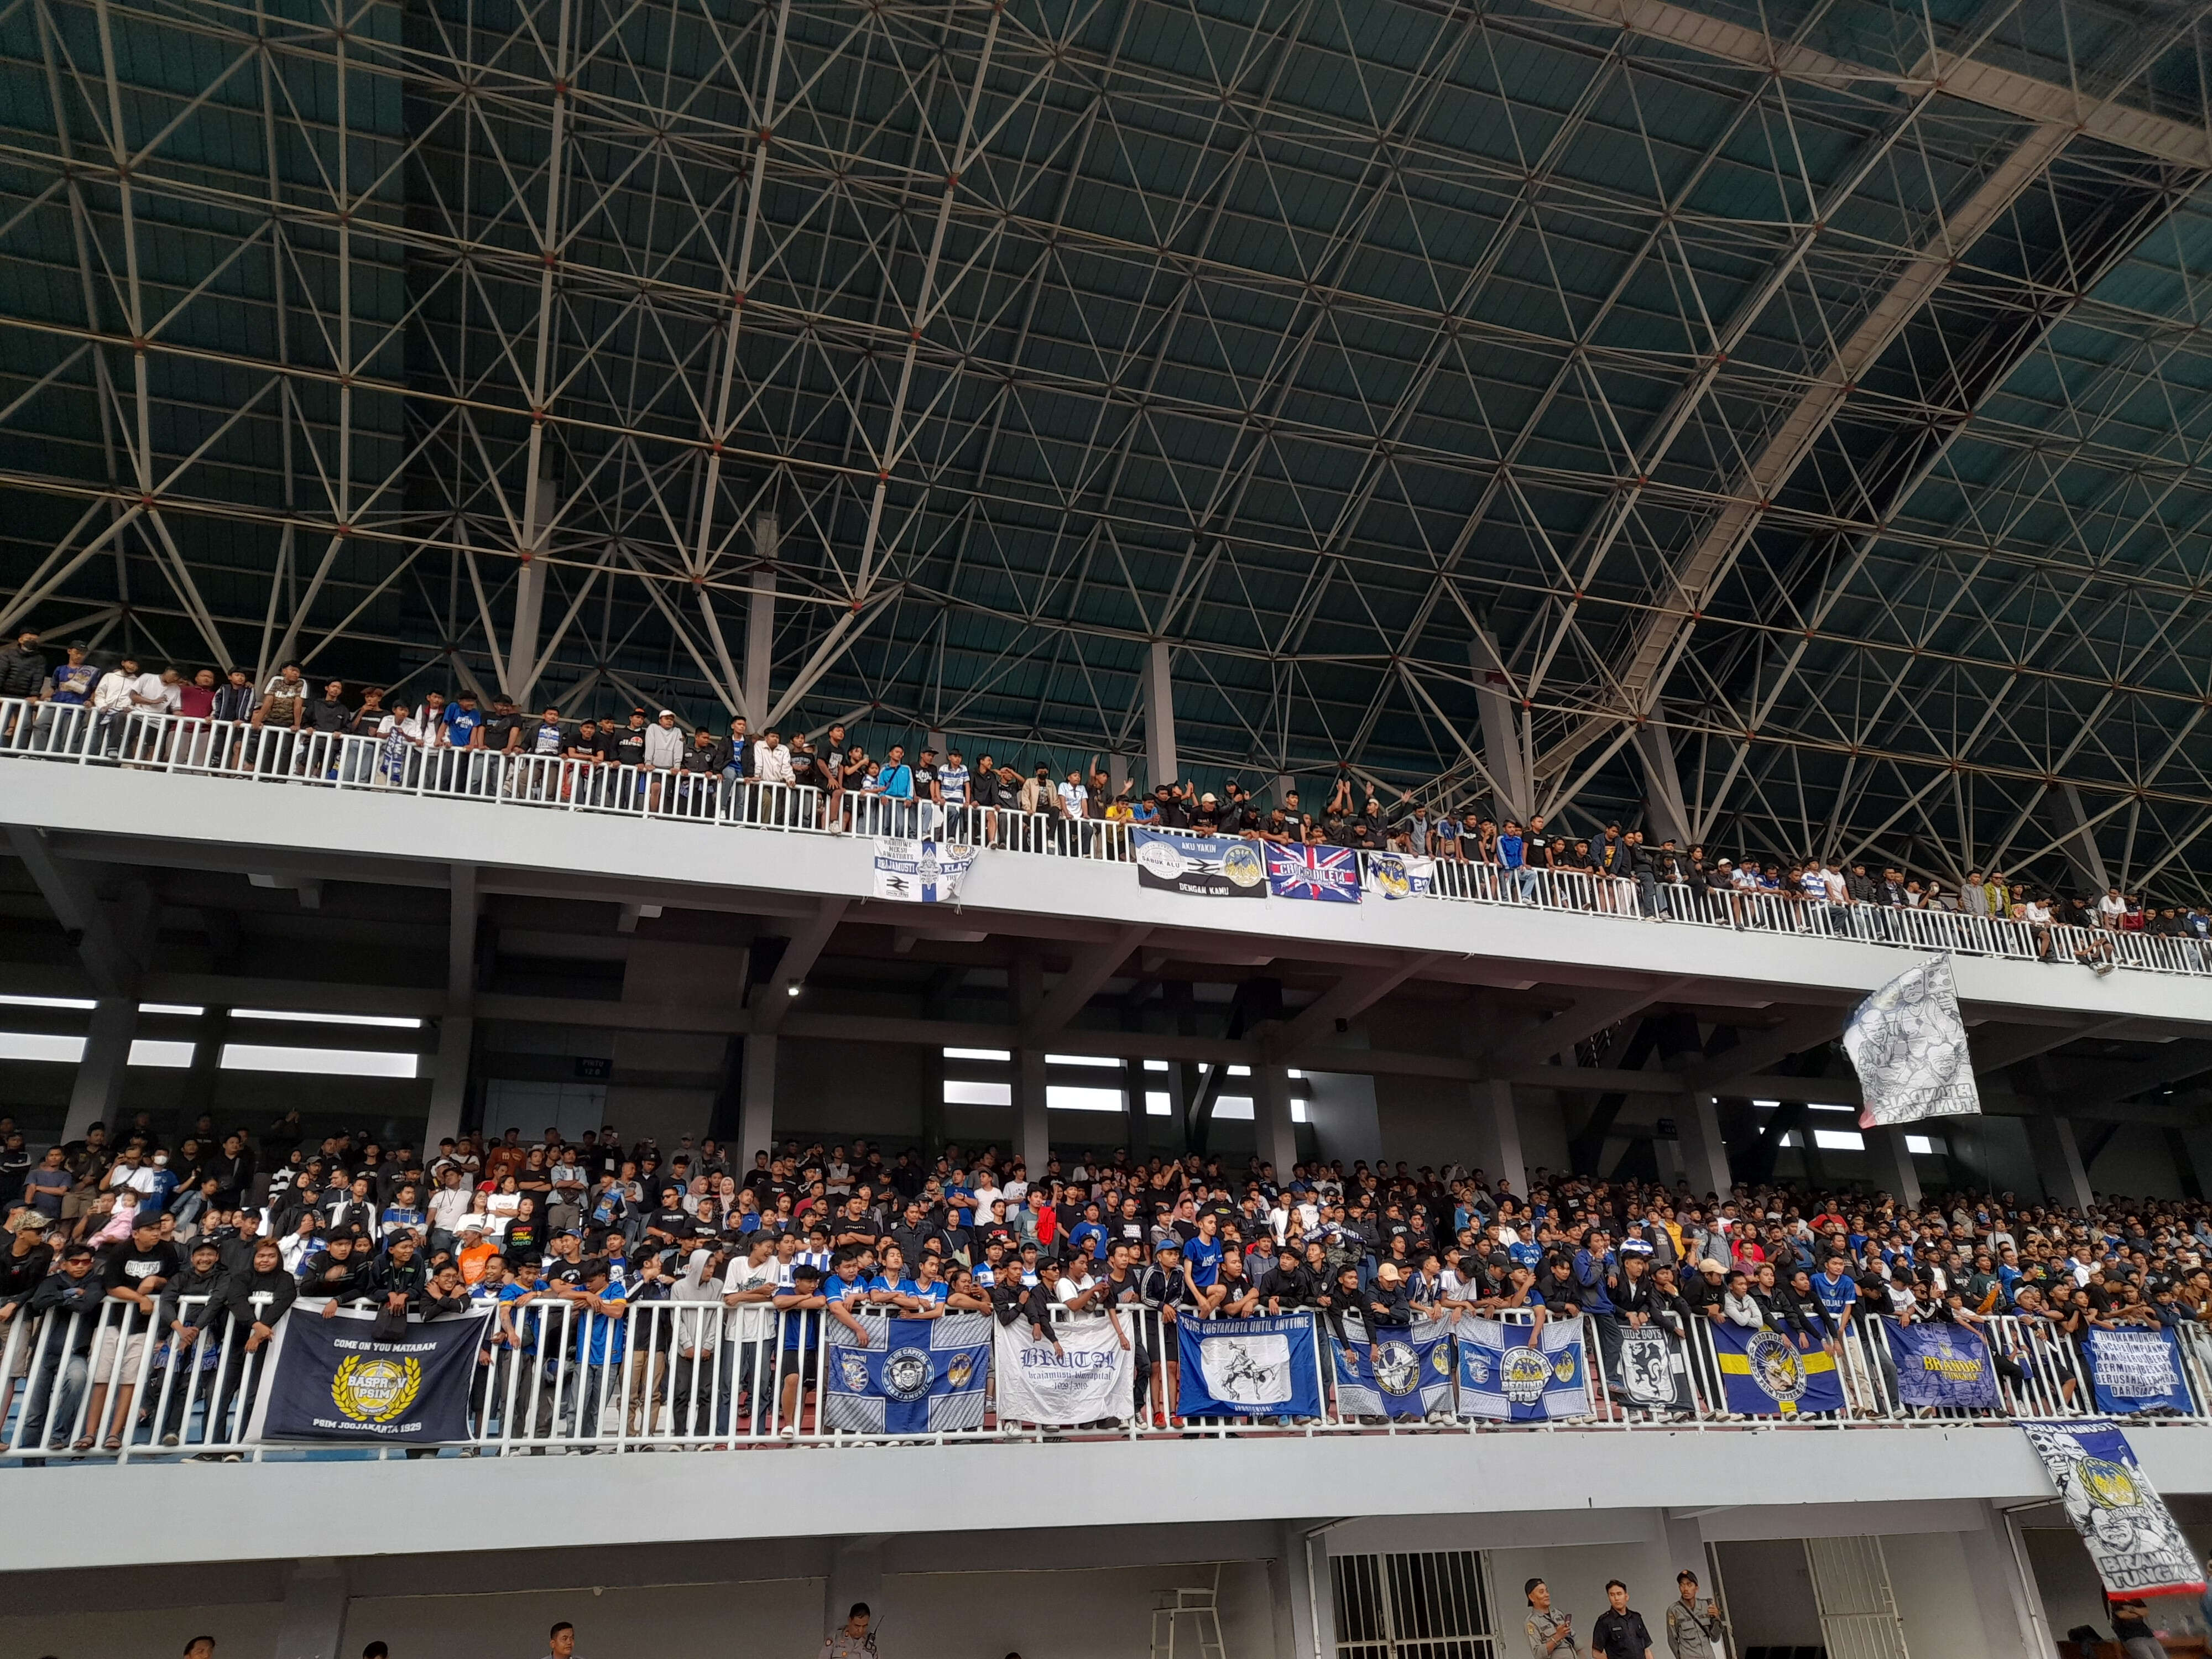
top-left (0, 1601), bottom-right (286, 1659)
top-left (345, 1580), bottom-right (825, 1659)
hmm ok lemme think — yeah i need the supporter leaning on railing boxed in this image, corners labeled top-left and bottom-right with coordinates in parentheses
top-left (7, 648), bottom-right (2212, 967)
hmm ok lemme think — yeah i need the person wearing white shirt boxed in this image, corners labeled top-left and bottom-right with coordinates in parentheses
top-left (1269, 1201), bottom-right (1292, 1244)
top-left (969, 1178), bottom-right (1003, 1223)
top-left (756, 732), bottom-right (795, 786)
top-left (643, 708), bottom-right (684, 810)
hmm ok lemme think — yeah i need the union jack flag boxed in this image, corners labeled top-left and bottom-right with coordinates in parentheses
top-left (1264, 843), bottom-right (1363, 903)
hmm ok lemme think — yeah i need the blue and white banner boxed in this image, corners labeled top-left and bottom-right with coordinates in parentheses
top-left (1457, 1317), bottom-right (1592, 1421)
top-left (2021, 1419), bottom-right (2206, 1598)
top-left (1884, 1318), bottom-right (2001, 1410)
top-left (1333, 1316), bottom-right (1453, 1419)
top-left (1131, 829), bottom-right (1266, 898)
top-left (1176, 1314), bottom-right (1323, 1418)
top-left (1710, 1321), bottom-right (1846, 1417)
top-left (1263, 843), bottom-right (1362, 902)
top-left (823, 1312), bottom-right (990, 1433)
top-left (1363, 853), bottom-right (1433, 899)
top-left (873, 837), bottom-right (979, 904)
top-left (993, 1316), bottom-right (1132, 1426)
top-left (2083, 1327), bottom-right (2193, 1416)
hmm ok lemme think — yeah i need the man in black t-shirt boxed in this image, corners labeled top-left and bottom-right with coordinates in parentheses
top-left (86, 1219), bottom-right (179, 1449)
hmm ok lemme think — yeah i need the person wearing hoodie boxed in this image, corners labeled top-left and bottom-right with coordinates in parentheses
top-left (213, 1237), bottom-right (299, 1443)
top-left (154, 1236), bottom-right (230, 1445)
top-left (18, 1243), bottom-right (103, 1452)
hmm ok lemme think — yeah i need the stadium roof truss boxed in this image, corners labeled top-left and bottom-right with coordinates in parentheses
top-left (7, 0), bottom-right (2212, 895)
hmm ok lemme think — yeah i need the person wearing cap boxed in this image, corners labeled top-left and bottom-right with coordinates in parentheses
top-left (1190, 791), bottom-right (1220, 834)
top-left (641, 708), bottom-right (684, 809)
top-left (18, 1242), bottom-right (102, 1453)
top-left (1525, 1579), bottom-right (1581, 1659)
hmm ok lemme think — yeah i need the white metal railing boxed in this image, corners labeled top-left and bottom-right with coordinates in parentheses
top-left (6, 1288), bottom-right (2202, 1464)
top-left (5, 698), bottom-right (2211, 982)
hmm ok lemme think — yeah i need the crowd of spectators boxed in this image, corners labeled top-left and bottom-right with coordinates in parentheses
top-left (5, 630), bottom-right (2206, 960)
top-left (7, 1093), bottom-right (2212, 1454)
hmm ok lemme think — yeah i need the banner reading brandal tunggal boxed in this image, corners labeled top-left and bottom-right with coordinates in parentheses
top-left (872, 837), bottom-right (979, 904)
top-left (994, 1316), bottom-right (1133, 1426)
top-left (1332, 1316), bottom-right (1454, 1420)
top-left (1883, 1317), bottom-right (2001, 1411)
top-left (248, 1303), bottom-right (488, 1443)
top-left (2083, 1326), bottom-right (2194, 1415)
top-left (1457, 1318), bottom-right (1592, 1422)
top-left (1844, 954), bottom-right (1981, 1129)
top-left (1176, 1314), bottom-right (1323, 1418)
top-left (2021, 1419), bottom-right (2205, 1598)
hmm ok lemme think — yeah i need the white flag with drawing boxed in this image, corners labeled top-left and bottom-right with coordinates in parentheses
top-left (1844, 955), bottom-right (1981, 1129)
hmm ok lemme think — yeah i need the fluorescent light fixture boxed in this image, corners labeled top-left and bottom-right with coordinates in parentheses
top-left (232, 1008), bottom-right (424, 1030)
top-left (1286, 1069), bottom-right (1303, 1079)
top-left (0, 1032), bottom-right (87, 1063)
top-left (1752, 1099), bottom-right (1781, 1110)
top-left (1046, 1086), bottom-right (1123, 1113)
top-left (221, 1044), bottom-right (420, 1078)
top-left (1812, 1129), bottom-right (1865, 1151)
top-left (1145, 1091), bottom-right (1171, 1116)
top-left (1807, 1102), bottom-right (1855, 1114)
top-left (1906, 1135), bottom-right (1939, 1155)
top-left (138, 1004), bottom-right (205, 1016)
top-left (786, 985), bottom-right (801, 997)
top-left (942, 1080), bottom-right (1011, 1107)
top-left (1045, 1055), bottom-right (1119, 1068)
top-left (1142, 1060), bottom-right (1169, 1072)
top-left (944, 1047), bottom-right (1011, 1062)
top-left (0, 995), bottom-right (96, 1011)
top-left (128, 1040), bottom-right (196, 1068)
top-left (1227, 1065), bottom-right (1251, 1077)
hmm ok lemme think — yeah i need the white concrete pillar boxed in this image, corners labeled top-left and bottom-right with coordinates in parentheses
top-left (1867, 1124), bottom-right (1922, 1211)
top-left (1270, 1525), bottom-right (1318, 1659)
top-left (1676, 1091), bottom-right (1731, 1202)
top-left (425, 1013), bottom-right (473, 1152)
top-left (824, 1538), bottom-right (886, 1650)
top-left (2031, 1111), bottom-right (2094, 1211)
top-left (272, 1558), bottom-right (349, 1659)
top-left (1468, 1076), bottom-right (1526, 1199)
top-left (739, 1033), bottom-right (778, 1162)
top-left (64, 997), bottom-right (136, 1141)
top-left (1143, 639), bottom-right (1177, 787)
top-left (1256, 1064), bottom-right (1298, 1186)
top-left (1958, 1504), bottom-right (2054, 1659)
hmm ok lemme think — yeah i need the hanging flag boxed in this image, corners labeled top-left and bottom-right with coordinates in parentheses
top-left (1363, 852), bottom-right (1434, 899)
top-left (2082, 1327), bottom-right (2194, 1415)
top-left (823, 1312), bottom-right (990, 1433)
top-left (2021, 1419), bottom-right (2205, 1598)
top-left (1843, 956), bottom-right (1981, 1129)
top-left (1457, 1317), bottom-right (1592, 1422)
top-left (1131, 829), bottom-right (1266, 898)
top-left (247, 1305), bottom-right (488, 1443)
top-left (1614, 1323), bottom-right (1693, 1413)
top-left (1331, 1316), bottom-right (1454, 1420)
top-left (1264, 843), bottom-right (1361, 902)
top-left (872, 837), bottom-right (979, 904)
top-left (1884, 1318), bottom-right (2001, 1411)
top-left (1709, 1321), bottom-right (1846, 1417)
top-left (1176, 1314), bottom-right (1323, 1418)
top-left (993, 1316), bottom-right (1133, 1426)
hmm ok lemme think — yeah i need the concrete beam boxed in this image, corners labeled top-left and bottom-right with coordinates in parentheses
top-left (1480, 978), bottom-right (1691, 1073)
top-left (750, 898), bottom-right (851, 1034)
top-left (9, 826), bottom-right (142, 996)
top-left (1019, 924), bottom-right (1150, 1044)
top-left (1275, 954), bottom-right (1448, 1057)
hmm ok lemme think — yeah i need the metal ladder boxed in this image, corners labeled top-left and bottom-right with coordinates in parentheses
top-left (1150, 1563), bottom-right (1228, 1659)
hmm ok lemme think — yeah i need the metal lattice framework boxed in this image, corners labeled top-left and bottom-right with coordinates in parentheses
top-left (7, 0), bottom-right (2212, 896)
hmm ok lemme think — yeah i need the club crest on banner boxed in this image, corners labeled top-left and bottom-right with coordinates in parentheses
top-left (332, 1354), bottom-right (421, 1424)
top-left (882, 1347), bottom-right (933, 1402)
top-left (1499, 1346), bottom-right (1553, 1406)
top-left (1746, 1328), bottom-right (1808, 1406)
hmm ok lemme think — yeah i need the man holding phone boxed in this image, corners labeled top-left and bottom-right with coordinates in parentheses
top-left (1526, 1579), bottom-right (1580, 1659)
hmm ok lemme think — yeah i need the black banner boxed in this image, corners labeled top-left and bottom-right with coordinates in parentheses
top-left (250, 1306), bottom-right (489, 1443)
